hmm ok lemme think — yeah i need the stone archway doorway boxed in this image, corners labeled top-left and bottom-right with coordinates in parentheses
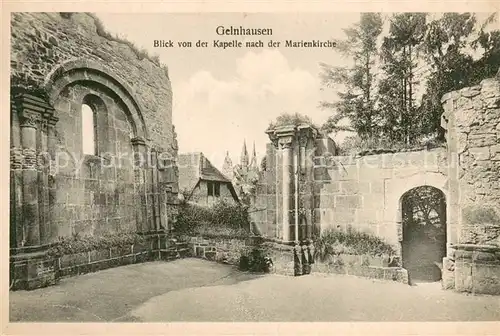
top-left (401, 186), bottom-right (447, 284)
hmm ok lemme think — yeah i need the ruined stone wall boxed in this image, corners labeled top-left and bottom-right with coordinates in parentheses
top-left (10, 12), bottom-right (178, 248)
top-left (253, 142), bottom-right (449, 249)
top-left (439, 72), bottom-right (500, 295)
top-left (11, 12), bottom-right (174, 149)
top-left (441, 76), bottom-right (500, 246)
top-left (312, 149), bottom-right (449, 247)
top-left (252, 143), bottom-right (278, 237)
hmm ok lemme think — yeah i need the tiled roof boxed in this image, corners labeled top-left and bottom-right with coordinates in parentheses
top-left (178, 152), bottom-right (233, 194)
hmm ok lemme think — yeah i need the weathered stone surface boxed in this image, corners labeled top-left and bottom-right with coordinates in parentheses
top-left (472, 263), bottom-right (500, 295)
top-left (10, 13), bottom-right (180, 291)
top-left (11, 13), bottom-right (173, 150)
top-left (468, 147), bottom-right (491, 161)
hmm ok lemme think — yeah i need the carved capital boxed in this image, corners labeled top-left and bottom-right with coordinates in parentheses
top-left (13, 92), bottom-right (55, 129)
top-left (47, 116), bottom-right (59, 127)
top-left (278, 136), bottom-right (294, 150)
top-left (267, 126), bottom-right (297, 150)
top-left (20, 114), bottom-right (40, 129)
top-left (131, 136), bottom-right (147, 147)
top-left (267, 133), bottom-right (279, 149)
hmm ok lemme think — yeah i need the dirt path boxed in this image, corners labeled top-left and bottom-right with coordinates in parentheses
top-left (9, 259), bottom-right (500, 322)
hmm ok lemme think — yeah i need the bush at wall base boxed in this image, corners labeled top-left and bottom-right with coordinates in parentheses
top-left (238, 248), bottom-right (272, 273)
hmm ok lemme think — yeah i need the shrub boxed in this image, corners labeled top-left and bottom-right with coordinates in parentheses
top-left (267, 112), bottom-right (320, 131)
top-left (47, 231), bottom-right (145, 257)
top-left (173, 199), bottom-right (251, 238)
top-left (314, 227), bottom-right (396, 262)
top-left (337, 134), bottom-right (445, 156)
top-left (238, 247), bottom-right (272, 273)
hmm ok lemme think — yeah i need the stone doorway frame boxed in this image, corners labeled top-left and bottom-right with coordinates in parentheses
top-left (384, 172), bottom-right (452, 270)
top-left (399, 185), bottom-right (448, 282)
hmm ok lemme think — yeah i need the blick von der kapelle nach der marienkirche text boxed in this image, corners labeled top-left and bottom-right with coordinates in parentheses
top-left (153, 25), bottom-right (337, 49)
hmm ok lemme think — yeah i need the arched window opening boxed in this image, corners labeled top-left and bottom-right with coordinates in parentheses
top-left (82, 103), bottom-right (97, 155)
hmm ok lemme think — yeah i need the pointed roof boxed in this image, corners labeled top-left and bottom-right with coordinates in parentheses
top-left (240, 140), bottom-right (249, 167)
top-left (178, 152), bottom-right (239, 201)
top-left (250, 141), bottom-right (257, 168)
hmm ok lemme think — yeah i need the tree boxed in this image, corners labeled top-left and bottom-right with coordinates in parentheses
top-left (402, 186), bottom-right (446, 243)
top-left (419, 13), bottom-right (477, 140)
top-left (378, 13), bottom-right (427, 144)
top-left (469, 13), bottom-right (500, 84)
top-left (321, 12), bottom-right (500, 150)
top-left (320, 13), bottom-right (384, 139)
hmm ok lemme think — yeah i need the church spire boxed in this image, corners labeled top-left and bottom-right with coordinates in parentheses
top-left (241, 140), bottom-right (249, 167)
top-left (250, 141), bottom-right (257, 168)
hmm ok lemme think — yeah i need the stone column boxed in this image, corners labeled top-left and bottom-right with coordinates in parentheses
top-left (268, 133), bottom-right (280, 239)
top-left (20, 113), bottom-right (41, 246)
top-left (280, 137), bottom-right (293, 242)
top-left (298, 130), bottom-right (308, 241)
top-left (265, 124), bottom-right (319, 276)
top-left (46, 116), bottom-right (59, 242)
top-left (150, 148), bottom-right (161, 232)
top-left (298, 126), bottom-right (318, 242)
top-left (11, 93), bottom-right (58, 248)
top-left (157, 151), bottom-right (174, 232)
top-left (10, 109), bottom-right (24, 248)
top-left (131, 137), bottom-right (148, 233)
top-left (37, 118), bottom-right (50, 245)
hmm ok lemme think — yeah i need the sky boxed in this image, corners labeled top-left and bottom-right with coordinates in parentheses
top-left (95, 12), bottom-right (495, 169)
top-left (95, 13), bottom-right (361, 169)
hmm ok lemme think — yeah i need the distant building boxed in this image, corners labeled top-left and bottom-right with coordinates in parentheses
top-left (222, 151), bottom-right (234, 181)
top-left (231, 140), bottom-right (260, 204)
top-left (178, 152), bottom-right (239, 206)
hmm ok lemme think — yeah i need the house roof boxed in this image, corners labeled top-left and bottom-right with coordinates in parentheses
top-left (178, 153), bottom-right (237, 199)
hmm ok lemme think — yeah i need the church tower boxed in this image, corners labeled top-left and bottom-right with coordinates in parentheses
top-left (240, 140), bottom-right (249, 168)
top-left (222, 151), bottom-right (234, 180)
top-left (249, 141), bottom-right (257, 169)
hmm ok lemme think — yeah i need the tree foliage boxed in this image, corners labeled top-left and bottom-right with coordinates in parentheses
top-left (402, 186), bottom-right (446, 243)
top-left (320, 13), bottom-right (384, 138)
top-left (320, 12), bottom-right (500, 149)
top-left (379, 13), bottom-right (427, 144)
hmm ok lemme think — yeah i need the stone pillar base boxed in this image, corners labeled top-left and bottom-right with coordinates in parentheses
top-left (261, 239), bottom-right (315, 276)
top-left (10, 246), bottom-right (59, 291)
top-left (449, 244), bottom-right (500, 295)
top-left (441, 257), bottom-right (455, 290)
top-left (262, 240), bottom-right (296, 276)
